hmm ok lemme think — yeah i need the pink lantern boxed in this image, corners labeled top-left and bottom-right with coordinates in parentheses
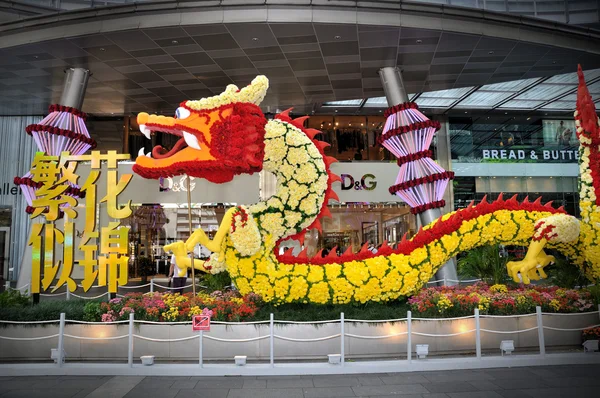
top-left (15, 105), bottom-right (96, 214)
top-left (379, 102), bottom-right (454, 214)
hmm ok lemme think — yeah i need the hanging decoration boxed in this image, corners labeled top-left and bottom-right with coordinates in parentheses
top-left (379, 102), bottom-right (454, 214)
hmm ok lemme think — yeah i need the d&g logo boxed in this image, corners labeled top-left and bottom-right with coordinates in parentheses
top-left (341, 174), bottom-right (377, 191)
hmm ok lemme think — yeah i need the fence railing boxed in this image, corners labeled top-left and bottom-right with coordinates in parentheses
top-left (1, 306), bottom-right (599, 368)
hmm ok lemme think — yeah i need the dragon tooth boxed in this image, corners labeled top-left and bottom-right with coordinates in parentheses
top-left (183, 131), bottom-right (201, 150)
top-left (137, 147), bottom-right (145, 158)
top-left (145, 152), bottom-right (152, 158)
top-left (139, 124), bottom-right (152, 139)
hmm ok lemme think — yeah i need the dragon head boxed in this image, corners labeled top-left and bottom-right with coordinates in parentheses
top-left (133, 76), bottom-right (269, 183)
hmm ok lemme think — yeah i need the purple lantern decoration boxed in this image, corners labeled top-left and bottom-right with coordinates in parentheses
top-left (379, 102), bottom-right (454, 215)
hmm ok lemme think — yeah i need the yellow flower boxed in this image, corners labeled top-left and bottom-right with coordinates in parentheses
top-left (365, 256), bottom-right (389, 279)
top-left (308, 282), bottom-right (330, 304)
top-left (490, 284), bottom-right (508, 293)
top-left (307, 266), bottom-right (324, 283)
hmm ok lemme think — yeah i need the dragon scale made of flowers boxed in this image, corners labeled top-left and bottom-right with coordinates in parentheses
top-left (133, 68), bottom-right (600, 305)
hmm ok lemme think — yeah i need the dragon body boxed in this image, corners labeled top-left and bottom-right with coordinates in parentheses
top-left (134, 69), bottom-right (599, 304)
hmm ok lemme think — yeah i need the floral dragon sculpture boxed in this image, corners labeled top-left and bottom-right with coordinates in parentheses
top-left (133, 67), bottom-right (599, 304)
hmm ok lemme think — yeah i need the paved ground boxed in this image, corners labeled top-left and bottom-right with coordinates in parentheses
top-left (0, 364), bottom-right (599, 398)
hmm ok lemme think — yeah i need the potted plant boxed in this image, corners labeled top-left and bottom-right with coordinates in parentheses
top-left (138, 256), bottom-right (155, 283)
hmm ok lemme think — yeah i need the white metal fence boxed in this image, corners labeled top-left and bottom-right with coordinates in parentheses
top-left (1, 306), bottom-right (599, 368)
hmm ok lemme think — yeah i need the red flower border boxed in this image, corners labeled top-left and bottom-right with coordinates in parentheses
top-left (384, 101), bottom-right (419, 118)
top-left (378, 120), bottom-right (441, 144)
top-left (48, 104), bottom-right (87, 121)
top-left (26, 124), bottom-right (97, 149)
top-left (14, 177), bottom-right (85, 198)
top-left (389, 171), bottom-right (455, 195)
top-left (397, 150), bottom-right (433, 166)
top-left (411, 200), bottom-right (445, 215)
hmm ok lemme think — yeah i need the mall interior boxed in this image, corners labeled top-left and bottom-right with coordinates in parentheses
top-left (0, 0), bottom-right (599, 282)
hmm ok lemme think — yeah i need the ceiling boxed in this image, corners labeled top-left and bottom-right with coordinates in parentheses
top-left (320, 68), bottom-right (600, 115)
top-left (2, 23), bottom-right (599, 117)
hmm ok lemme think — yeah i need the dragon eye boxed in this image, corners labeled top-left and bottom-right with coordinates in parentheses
top-left (175, 107), bottom-right (190, 120)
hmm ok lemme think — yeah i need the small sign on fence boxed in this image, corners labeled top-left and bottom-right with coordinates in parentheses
top-left (192, 314), bottom-right (211, 332)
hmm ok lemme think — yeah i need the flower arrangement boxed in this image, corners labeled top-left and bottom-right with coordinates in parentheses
top-left (97, 291), bottom-right (261, 322)
top-left (408, 283), bottom-right (595, 317)
top-left (583, 326), bottom-right (600, 341)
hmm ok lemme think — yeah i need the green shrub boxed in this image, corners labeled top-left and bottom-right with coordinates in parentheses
top-left (0, 299), bottom-right (88, 322)
top-left (201, 272), bottom-right (232, 292)
top-left (545, 252), bottom-right (589, 289)
top-left (83, 301), bottom-right (103, 322)
top-left (457, 244), bottom-right (509, 284)
top-left (0, 289), bottom-right (30, 307)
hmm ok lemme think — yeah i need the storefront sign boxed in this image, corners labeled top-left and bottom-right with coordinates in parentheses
top-left (340, 174), bottom-right (377, 191)
top-left (482, 149), bottom-right (579, 162)
top-left (0, 183), bottom-right (20, 196)
top-left (331, 163), bottom-right (403, 203)
top-left (159, 175), bottom-right (196, 192)
top-left (28, 151), bottom-right (132, 294)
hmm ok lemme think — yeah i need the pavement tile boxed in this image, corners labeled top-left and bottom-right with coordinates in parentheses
top-left (522, 386), bottom-right (599, 398)
top-left (542, 376), bottom-right (600, 387)
top-left (380, 374), bottom-right (430, 385)
top-left (424, 382), bottom-right (479, 393)
top-left (257, 375), bottom-right (302, 380)
top-left (353, 383), bottom-right (429, 396)
top-left (194, 379), bottom-right (243, 389)
top-left (522, 368), bottom-right (560, 378)
top-left (490, 378), bottom-right (549, 390)
top-left (226, 388), bottom-right (304, 398)
top-left (302, 387), bottom-right (355, 398)
top-left (481, 369), bottom-right (539, 380)
top-left (422, 371), bottom-right (494, 383)
top-left (175, 389), bottom-right (230, 398)
top-left (447, 392), bottom-right (504, 398)
top-left (72, 388), bottom-right (99, 398)
top-left (172, 381), bottom-right (200, 389)
top-left (139, 377), bottom-right (175, 388)
top-left (312, 377), bottom-right (361, 387)
top-left (358, 376), bottom-right (384, 386)
top-left (0, 389), bottom-right (84, 398)
top-left (124, 388), bottom-right (179, 398)
top-left (495, 391), bottom-right (533, 398)
top-left (241, 380), bottom-right (266, 388)
top-left (468, 381), bottom-right (503, 391)
top-left (266, 378), bottom-right (314, 388)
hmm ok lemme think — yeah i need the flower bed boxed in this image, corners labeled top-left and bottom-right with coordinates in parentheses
top-left (583, 326), bottom-right (600, 341)
top-left (92, 291), bottom-right (262, 323)
top-left (409, 283), bottom-right (594, 317)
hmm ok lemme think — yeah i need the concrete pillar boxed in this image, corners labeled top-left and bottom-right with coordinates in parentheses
top-left (435, 117), bottom-right (454, 214)
top-left (59, 68), bottom-right (90, 110)
top-left (378, 66), bottom-right (458, 285)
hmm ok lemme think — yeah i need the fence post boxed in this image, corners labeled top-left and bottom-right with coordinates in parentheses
top-left (199, 330), bottom-right (203, 368)
top-left (150, 279), bottom-right (154, 293)
top-left (475, 308), bottom-right (481, 360)
top-left (443, 277), bottom-right (446, 286)
top-left (407, 310), bottom-right (412, 363)
top-left (66, 288), bottom-right (70, 301)
top-left (57, 312), bottom-right (65, 368)
top-left (269, 313), bottom-right (274, 368)
top-left (4, 281), bottom-right (9, 291)
top-left (128, 312), bottom-right (134, 367)
top-left (340, 312), bottom-right (345, 366)
top-left (536, 306), bottom-right (545, 357)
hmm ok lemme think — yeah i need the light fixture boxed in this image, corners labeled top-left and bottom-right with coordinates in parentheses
top-left (252, 37), bottom-right (259, 41)
top-left (50, 348), bottom-right (66, 364)
top-left (488, 51), bottom-right (494, 55)
top-left (500, 340), bottom-right (514, 356)
top-left (234, 355), bottom-right (247, 366)
top-left (100, 48), bottom-right (106, 51)
top-left (349, 123), bottom-right (352, 126)
top-left (583, 339), bottom-right (599, 353)
top-left (527, 117), bottom-right (531, 120)
top-left (361, 123), bottom-right (364, 126)
top-left (335, 122), bottom-right (339, 126)
top-left (335, 109), bottom-right (338, 113)
top-left (141, 355), bottom-right (155, 365)
top-left (171, 40), bottom-right (179, 45)
top-left (416, 344), bottom-right (429, 359)
top-left (328, 354), bottom-right (341, 364)
top-left (334, 35), bottom-right (341, 40)
top-left (550, 176), bottom-right (553, 179)
top-left (416, 39), bottom-right (422, 44)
